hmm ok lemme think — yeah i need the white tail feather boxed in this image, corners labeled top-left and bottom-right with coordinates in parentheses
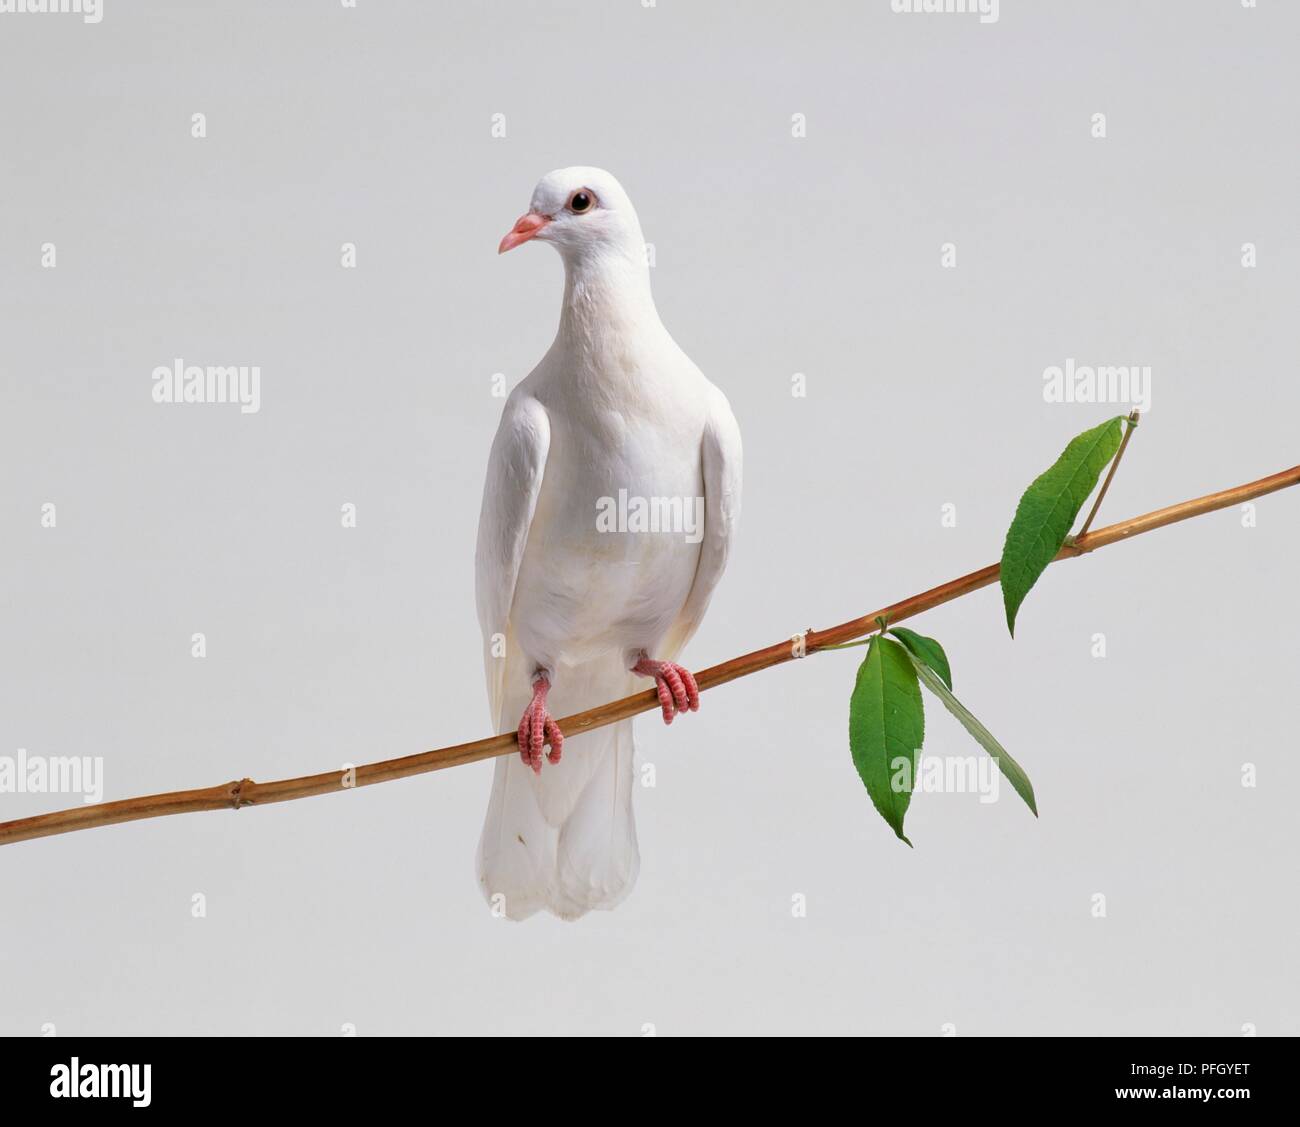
top-left (553, 718), bottom-right (639, 918)
top-left (477, 662), bottom-right (640, 921)
top-left (476, 751), bottom-right (558, 921)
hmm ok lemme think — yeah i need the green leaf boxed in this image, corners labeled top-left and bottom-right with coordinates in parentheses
top-left (849, 636), bottom-right (926, 845)
top-left (901, 648), bottom-right (1038, 817)
top-left (889, 627), bottom-right (952, 690)
top-left (1000, 416), bottom-right (1125, 636)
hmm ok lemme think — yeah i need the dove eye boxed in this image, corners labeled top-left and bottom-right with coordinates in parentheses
top-left (566, 190), bottom-right (596, 214)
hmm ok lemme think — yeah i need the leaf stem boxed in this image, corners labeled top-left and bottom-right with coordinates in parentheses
top-left (823, 615), bottom-right (892, 650)
top-left (1075, 410), bottom-right (1140, 541)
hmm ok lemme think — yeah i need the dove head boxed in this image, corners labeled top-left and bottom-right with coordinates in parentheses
top-left (498, 166), bottom-right (647, 268)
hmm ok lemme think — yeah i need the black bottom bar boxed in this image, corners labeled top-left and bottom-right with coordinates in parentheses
top-left (0, 1034), bottom-right (1286, 1112)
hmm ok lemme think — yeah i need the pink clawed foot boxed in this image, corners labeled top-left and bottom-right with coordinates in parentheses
top-left (517, 675), bottom-right (563, 774)
top-left (633, 656), bottom-right (701, 725)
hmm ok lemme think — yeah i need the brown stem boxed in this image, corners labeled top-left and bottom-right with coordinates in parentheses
top-left (1, 461), bottom-right (1296, 848)
top-left (1077, 409), bottom-right (1140, 541)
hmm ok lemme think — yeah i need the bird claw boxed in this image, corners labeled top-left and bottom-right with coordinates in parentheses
top-left (633, 657), bottom-right (700, 725)
top-left (517, 676), bottom-right (563, 773)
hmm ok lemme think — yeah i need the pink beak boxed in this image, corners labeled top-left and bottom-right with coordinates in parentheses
top-left (498, 212), bottom-right (550, 254)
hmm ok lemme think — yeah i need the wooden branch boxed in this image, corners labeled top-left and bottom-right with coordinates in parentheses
top-left (2, 461), bottom-right (1296, 848)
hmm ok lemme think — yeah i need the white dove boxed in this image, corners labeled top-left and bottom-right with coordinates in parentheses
top-left (475, 167), bottom-right (742, 921)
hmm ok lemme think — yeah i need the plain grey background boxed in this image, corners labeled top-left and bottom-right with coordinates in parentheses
top-left (1, 0), bottom-right (1296, 1036)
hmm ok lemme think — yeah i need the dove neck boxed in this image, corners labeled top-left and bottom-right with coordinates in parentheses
top-left (557, 247), bottom-right (659, 344)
